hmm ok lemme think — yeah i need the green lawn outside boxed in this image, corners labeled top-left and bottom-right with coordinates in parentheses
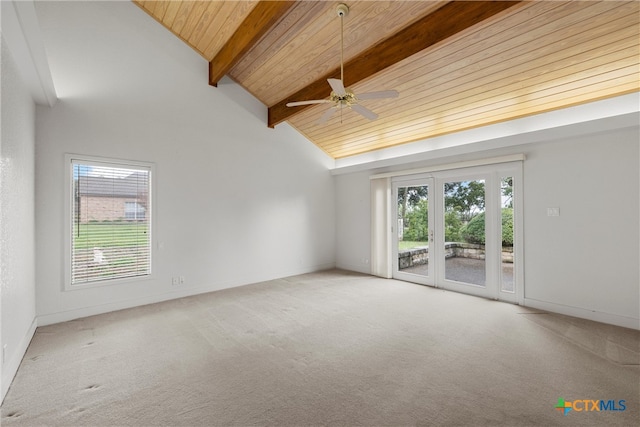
top-left (398, 241), bottom-right (428, 251)
top-left (73, 222), bottom-right (149, 249)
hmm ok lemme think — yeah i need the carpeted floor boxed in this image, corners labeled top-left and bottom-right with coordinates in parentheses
top-left (2, 270), bottom-right (639, 426)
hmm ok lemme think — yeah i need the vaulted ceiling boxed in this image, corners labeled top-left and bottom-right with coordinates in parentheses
top-left (133, 1), bottom-right (639, 159)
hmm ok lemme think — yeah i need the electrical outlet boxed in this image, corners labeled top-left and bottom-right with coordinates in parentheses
top-left (179, 276), bottom-right (185, 285)
top-left (172, 277), bottom-right (179, 286)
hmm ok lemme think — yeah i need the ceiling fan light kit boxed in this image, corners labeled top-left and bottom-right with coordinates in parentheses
top-left (286, 3), bottom-right (399, 124)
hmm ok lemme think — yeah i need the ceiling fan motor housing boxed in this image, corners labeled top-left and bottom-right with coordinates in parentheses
top-left (331, 91), bottom-right (356, 106)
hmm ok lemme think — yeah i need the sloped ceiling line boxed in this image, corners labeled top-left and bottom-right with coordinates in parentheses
top-left (1, 0), bottom-right (57, 106)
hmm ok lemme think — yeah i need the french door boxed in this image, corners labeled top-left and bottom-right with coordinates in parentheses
top-left (392, 178), bottom-right (435, 286)
top-left (392, 164), bottom-right (521, 303)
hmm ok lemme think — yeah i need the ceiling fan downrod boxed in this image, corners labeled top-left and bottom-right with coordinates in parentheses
top-left (337, 4), bottom-right (349, 83)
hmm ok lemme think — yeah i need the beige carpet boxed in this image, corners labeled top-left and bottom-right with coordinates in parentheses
top-left (2, 270), bottom-right (639, 426)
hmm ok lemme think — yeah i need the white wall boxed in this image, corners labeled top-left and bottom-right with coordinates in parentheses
top-left (1, 38), bottom-right (38, 400)
top-left (34, 1), bottom-right (335, 324)
top-left (335, 124), bottom-right (640, 329)
top-left (522, 128), bottom-right (639, 327)
top-left (335, 171), bottom-right (372, 273)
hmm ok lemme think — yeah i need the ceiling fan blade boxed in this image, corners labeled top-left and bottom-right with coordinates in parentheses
top-left (286, 99), bottom-right (332, 107)
top-left (357, 90), bottom-right (399, 100)
top-left (351, 104), bottom-right (378, 121)
top-left (327, 78), bottom-right (346, 96)
top-left (317, 107), bottom-right (337, 124)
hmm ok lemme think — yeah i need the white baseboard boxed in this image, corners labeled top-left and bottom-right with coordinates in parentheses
top-left (38, 262), bottom-right (337, 327)
top-left (37, 290), bottom-right (192, 326)
top-left (335, 261), bottom-right (370, 275)
top-left (523, 298), bottom-right (640, 330)
top-left (1, 316), bottom-right (37, 404)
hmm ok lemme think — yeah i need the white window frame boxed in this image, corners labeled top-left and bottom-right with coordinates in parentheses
top-left (64, 154), bottom-right (155, 290)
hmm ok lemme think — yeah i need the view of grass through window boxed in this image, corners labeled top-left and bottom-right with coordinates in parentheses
top-left (71, 161), bottom-right (151, 285)
top-left (73, 223), bottom-right (149, 249)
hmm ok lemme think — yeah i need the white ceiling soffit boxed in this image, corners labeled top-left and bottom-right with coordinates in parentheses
top-left (1, 0), bottom-right (57, 107)
top-left (331, 92), bottom-right (640, 174)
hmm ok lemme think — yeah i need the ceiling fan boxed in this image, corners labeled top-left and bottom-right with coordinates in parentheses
top-left (286, 3), bottom-right (399, 124)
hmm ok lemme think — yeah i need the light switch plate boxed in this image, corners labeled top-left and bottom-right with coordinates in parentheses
top-left (547, 207), bottom-right (560, 217)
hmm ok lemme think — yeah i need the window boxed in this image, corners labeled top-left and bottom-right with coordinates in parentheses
top-left (124, 201), bottom-right (146, 220)
top-left (66, 155), bottom-right (152, 288)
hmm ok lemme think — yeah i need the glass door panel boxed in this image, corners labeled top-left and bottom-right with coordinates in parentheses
top-left (393, 180), bottom-right (434, 286)
top-left (443, 179), bottom-right (486, 287)
top-left (501, 176), bottom-right (515, 293)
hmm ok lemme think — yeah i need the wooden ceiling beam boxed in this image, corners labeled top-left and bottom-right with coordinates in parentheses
top-left (209, 1), bottom-right (296, 87)
top-left (267, 0), bottom-right (523, 128)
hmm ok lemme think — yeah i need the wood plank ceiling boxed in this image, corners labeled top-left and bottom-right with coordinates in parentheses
top-left (134, 1), bottom-right (640, 159)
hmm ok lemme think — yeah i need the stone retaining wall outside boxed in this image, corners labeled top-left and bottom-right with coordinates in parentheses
top-left (399, 243), bottom-right (513, 269)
